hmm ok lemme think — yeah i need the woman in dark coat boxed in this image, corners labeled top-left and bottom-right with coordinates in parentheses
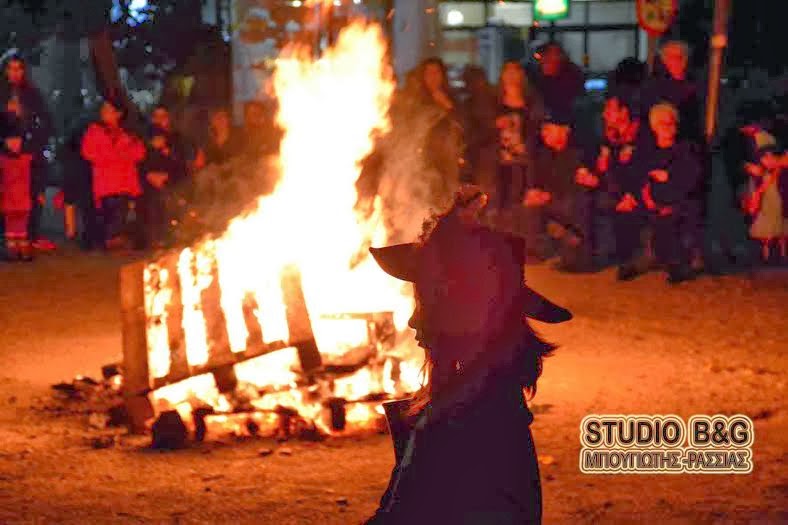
top-left (364, 188), bottom-right (572, 524)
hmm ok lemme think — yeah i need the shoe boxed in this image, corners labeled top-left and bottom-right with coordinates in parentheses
top-left (32, 238), bottom-right (57, 251)
top-left (617, 264), bottom-right (641, 281)
top-left (18, 242), bottom-right (34, 262)
top-left (666, 265), bottom-right (696, 284)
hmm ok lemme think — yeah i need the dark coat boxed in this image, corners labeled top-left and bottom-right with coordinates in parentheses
top-left (529, 144), bottom-right (583, 200)
top-left (530, 64), bottom-right (585, 124)
top-left (0, 81), bottom-right (53, 155)
top-left (366, 339), bottom-right (542, 525)
top-left (636, 141), bottom-right (702, 207)
top-left (641, 71), bottom-right (702, 145)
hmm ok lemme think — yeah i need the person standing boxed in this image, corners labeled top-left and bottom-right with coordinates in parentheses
top-left (364, 189), bottom-right (571, 525)
top-left (81, 98), bottom-right (146, 250)
top-left (139, 125), bottom-right (187, 249)
top-left (0, 116), bottom-right (34, 261)
top-left (0, 55), bottom-right (54, 251)
top-left (529, 43), bottom-right (585, 127)
top-left (460, 66), bottom-right (497, 189)
top-left (493, 61), bottom-right (544, 217)
top-left (642, 41), bottom-right (702, 145)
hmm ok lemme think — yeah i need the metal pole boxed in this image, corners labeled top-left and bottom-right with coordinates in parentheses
top-left (704, 0), bottom-right (732, 144)
top-left (646, 34), bottom-right (658, 74)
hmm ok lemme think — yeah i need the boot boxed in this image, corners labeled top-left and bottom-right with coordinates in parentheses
top-left (617, 262), bottom-right (643, 282)
top-left (18, 240), bottom-right (33, 262)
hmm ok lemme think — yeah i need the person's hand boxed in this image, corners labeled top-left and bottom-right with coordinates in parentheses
top-left (432, 90), bottom-right (454, 111)
top-left (596, 149), bottom-right (610, 173)
top-left (616, 193), bottom-right (638, 212)
top-left (649, 169), bottom-right (669, 183)
top-left (37, 193), bottom-right (46, 206)
top-left (146, 172), bottom-right (169, 189)
top-left (619, 145), bottom-right (634, 164)
top-left (641, 185), bottom-right (657, 210)
top-left (658, 205), bottom-right (673, 217)
top-left (192, 149), bottom-right (206, 171)
top-left (744, 162), bottom-right (764, 177)
top-left (524, 189), bottom-right (545, 207)
top-left (539, 190), bottom-right (552, 205)
top-left (6, 98), bottom-right (22, 117)
top-left (150, 135), bottom-right (167, 151)
top-left (575, 167), bottom-right (599, 188)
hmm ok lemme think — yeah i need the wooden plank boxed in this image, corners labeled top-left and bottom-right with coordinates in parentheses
top-left (161, 251), bottom-right (189, 381)
top-left (120, 261), bottom-right (153, 434)
top-left (201, 259), bottom-right (233, 367)
top-left (281, 265), bottom-right (323, 374)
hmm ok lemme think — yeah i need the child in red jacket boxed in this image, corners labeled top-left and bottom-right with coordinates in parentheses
top-left (80, 98), bottom-right (146, 249)
top-left (1, 118), bottom-right (34, 261)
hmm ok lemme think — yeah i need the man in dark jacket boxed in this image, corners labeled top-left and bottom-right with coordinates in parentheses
top-left (524, 114), bottom-right (590, 270)
top-left (529, 43), bottom-right (585, 126)
top-left (0, 55), bottom-right (54, 247)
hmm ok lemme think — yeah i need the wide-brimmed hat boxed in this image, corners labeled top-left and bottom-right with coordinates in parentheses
top-left (369, 189), bottom-right (572, 327)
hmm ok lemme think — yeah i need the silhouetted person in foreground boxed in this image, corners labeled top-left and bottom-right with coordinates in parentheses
top-left (365, 187), bottom-right (572, 525)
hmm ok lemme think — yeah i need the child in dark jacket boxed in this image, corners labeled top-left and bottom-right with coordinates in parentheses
top-left (0, 117), bottom-right (34, 261)
top-left (139, 126), bottom-right (187, 249)
top-left (637, 103), bottom-right (702, 283)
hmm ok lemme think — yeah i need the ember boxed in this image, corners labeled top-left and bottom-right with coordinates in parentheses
top-left (120, 18), bottom-right (425, 445)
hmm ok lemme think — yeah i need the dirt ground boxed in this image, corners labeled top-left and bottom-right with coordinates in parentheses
top-left (0, 250), bottom-right (786, 524)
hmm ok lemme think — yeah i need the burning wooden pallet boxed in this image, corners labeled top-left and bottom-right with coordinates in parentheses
top-left (120, 249), bottom-right (399, 436)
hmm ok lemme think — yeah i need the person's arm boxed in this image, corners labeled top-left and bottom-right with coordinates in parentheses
top-left (123, 132), bottom-right (147, 163)
top-left (80, 125), bottom-right (108, 164)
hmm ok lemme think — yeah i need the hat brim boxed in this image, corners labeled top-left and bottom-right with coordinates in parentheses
top-left (369, 245), bottom-right (572, 324)
top-left (369, 244), bottom-right (420, 283)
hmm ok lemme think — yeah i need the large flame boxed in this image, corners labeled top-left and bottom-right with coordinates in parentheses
top-left (149, 19), bottom-right (424, 436)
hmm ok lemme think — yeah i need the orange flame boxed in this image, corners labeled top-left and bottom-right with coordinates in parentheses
top-left (149, 19), bottom-right (424, 434)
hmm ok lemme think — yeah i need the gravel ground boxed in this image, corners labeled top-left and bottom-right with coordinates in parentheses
top-left (0, 250), bottom-right (786, 524)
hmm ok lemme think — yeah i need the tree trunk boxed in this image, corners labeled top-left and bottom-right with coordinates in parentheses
top-left (88, 26), bottom-right (141, 127)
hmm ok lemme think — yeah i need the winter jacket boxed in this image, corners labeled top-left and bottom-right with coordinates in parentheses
top-left (0, 81), bottom-right (53, 155)
top-left (81, 123), bottom-right (146, 206)
top-left (637, 141), bottom-right (702, 207)
top-left (0, 152), bottom-right (33, 213)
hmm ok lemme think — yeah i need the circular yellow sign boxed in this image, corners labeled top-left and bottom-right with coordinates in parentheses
top-left (637, 0), bottom-right (677, 36)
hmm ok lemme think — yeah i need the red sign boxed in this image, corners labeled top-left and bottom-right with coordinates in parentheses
top-left (636, 0), bottom-right (678, 36)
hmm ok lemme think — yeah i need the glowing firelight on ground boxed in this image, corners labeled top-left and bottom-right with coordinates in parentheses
top-left (148, 19), bottom-right (424, 435)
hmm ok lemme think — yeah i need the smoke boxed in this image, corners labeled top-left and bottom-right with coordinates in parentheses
top-left (356, 87), bottom-right (463, 245)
